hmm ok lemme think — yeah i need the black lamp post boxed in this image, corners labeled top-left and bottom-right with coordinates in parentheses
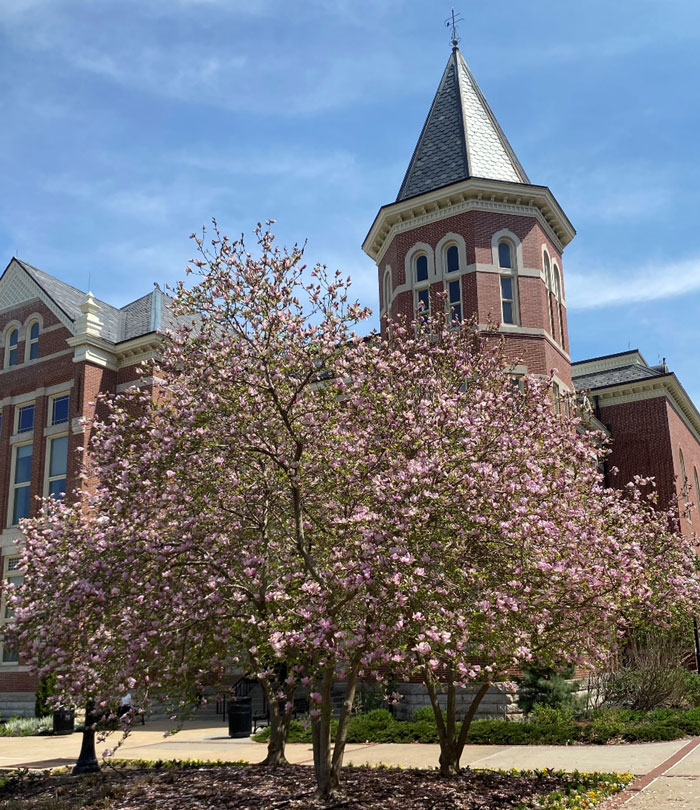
top-left (72, 700), bottom-right (100, 774)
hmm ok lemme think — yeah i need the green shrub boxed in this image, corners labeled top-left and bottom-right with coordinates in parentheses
top-left (0, 716), bottom-right (52, 736)
top-left (34, 674), bottom-right (57, 719)
top-left (517, 665), bottom-right (579, 716)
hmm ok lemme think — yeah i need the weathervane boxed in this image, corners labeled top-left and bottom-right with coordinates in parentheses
top-left (445, 8), bottom-right (463, 50)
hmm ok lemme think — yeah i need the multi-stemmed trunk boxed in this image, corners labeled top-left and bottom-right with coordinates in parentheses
top-left (424, 668), bottom-right (490, 777)
top-left (311, 660), bottom-right (361, 799)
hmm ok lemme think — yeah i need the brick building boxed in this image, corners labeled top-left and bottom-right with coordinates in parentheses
top-left (0, 258), bottom-right (174, 715)
top-left (0, 44), bottom-right (699, 716)
top-left (362, 45), bottom-right (700, 544)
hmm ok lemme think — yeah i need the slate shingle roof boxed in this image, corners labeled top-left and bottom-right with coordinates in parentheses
top-left (573, 363), bottom-right (666, 391)
top-left (397, 47), bottom-right (529, 202)
top-left (15, 259), bottom-right (176, 344)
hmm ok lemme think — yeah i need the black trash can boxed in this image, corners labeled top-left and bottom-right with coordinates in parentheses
top-left (228, 697), bottom-right (252, 738)
top-left (52, 708), bottom-right (75, 735)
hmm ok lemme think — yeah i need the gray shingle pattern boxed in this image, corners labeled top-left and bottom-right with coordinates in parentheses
top-left (573, 364), bottom-right (664, 391)
top-left (17, 259), bottom-right (177, 344)
top-left (396, 49), bottom-right (528, 202)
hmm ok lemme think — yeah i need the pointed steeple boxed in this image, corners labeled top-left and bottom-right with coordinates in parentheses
top-left (397, 47), bottom-right (529, 202)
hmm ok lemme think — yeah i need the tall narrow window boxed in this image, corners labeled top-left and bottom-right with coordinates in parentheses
top-left (553, 265), bottom-right (564, 344)
top-left (416, 288), bottom-right (430, 322)
top-left (1, 557), bottom-right (22, 663)
top-left (447, 279), bottom-right (462, 323)
top-left (694, 467), bottom-right (700, 514)
top-left (553, 382), bottom-right (561, 414)
top-left (27, 322), bottom-right (39, 361)
top-left (446, 245), bottom-right (459, 273)
top-left (383, 270), bottom-right (392, 314)
top-left (415, 255), bottom-right (428, 283)
top-left (498, 240), bottom-right (518, 325)
top-left (6, 329), bottom-right (18, 368)
top-left (11, 444), bottom-right (32, 525)
top-left (543, 251), bottom-right (554, 336)
top-left (680, 449), bottom-right (690, 517)
top-left (47, 435), bottom-right (68, 500)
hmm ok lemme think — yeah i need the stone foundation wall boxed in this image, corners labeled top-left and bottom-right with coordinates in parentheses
top-left (391, 681), bottom-right (522, 721)
top-left (0, 691), bottom-right (35, 718)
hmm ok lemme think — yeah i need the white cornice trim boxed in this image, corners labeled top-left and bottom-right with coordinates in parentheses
top-left (363, 178), bottom-right (576, 265)
top-left (67, 335), bottom-right (118, 371)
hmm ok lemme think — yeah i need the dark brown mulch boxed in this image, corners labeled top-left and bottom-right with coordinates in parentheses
top-left (0, 764), bottom-right (570, 809)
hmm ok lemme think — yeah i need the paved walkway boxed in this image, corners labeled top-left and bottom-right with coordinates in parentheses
top-left (1, 718), bottom-right (698, 807)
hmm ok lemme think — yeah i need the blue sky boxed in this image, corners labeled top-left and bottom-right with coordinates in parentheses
top-left (1, 0), bottom-right (699, 403)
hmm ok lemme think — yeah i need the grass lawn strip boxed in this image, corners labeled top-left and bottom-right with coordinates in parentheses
top-left (0, 760), bottom-right (633, 809)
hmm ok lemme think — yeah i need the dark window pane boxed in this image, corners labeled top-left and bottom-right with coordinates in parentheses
top-left (417, 289), bottom-right (430, 310)
top-left (52, 395), bottom-right (70, 425)
top-left (502, 302), bottom-right (514, 324)
top-left (9, 329), bottom-right (18, 347)
top-left (29, 341), bottom-right (38, 360)
top-left (498, 242), bottom-right (512, 268)
top-left (50, 436), bottom-right (68, 478)
top-left (13, 486), bottom-right (30, 524)
top-left (451, 304), bottom-right (462, 322)
top-left (446, 246), bottom-right (459, 273)
top-left (15, 444), bottom-right (32, 484)
top-left (2, 645), bottom-right (19, 664)
top-left (30, 322), bottom-right (39, 340)
top-left (49, 478), bottom-right (67, 500)
top-left (449, 280), bottom-right (460, 303)
top-left (8, 347), bottom-right (17, 367)
top-left (500, 277), bottom-right (513, 300)
top-left (18, 405), bottom-right (34, 433)
top-left (416, 255), bottom-right (428, 282)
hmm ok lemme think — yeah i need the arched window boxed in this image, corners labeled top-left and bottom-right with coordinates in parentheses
top-left (446, 245), bottom-right (459, 273)
top-left (543, 251), bottom-right (554, 336)
top-left (498, 240), bottom-right (518, 325)
top-left (415, 254), bottom-right (428, 284)
top-left (552, 264), bottom-right (564, 344)
top-left (694, 467), bottom-right (700, 514)
top-left (5, 328), bottom-right (18, 368)
top-left (26, 321), bottom-right (39, 361)
top-left (680, 450), bottom-right (690, 514)
top-left (383, 269), bottom-right (392, 314)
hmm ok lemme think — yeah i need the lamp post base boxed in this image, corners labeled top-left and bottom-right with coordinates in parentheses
top-left (72, 702), bottom-right (100, 775)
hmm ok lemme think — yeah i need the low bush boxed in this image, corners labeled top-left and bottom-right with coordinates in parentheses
top-left (0, 716), bottom-right (53, 736)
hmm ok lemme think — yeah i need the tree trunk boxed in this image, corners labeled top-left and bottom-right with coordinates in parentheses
top-left (260, 679), bottom-right (296, 766)
top-left (423, 669), bottom-right (491, 777)
top-left (312, 664), bottom-right (339, 799)
top-left (330, 661), bottom-right (361, 787)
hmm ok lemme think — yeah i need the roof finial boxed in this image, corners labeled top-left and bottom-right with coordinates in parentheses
top-left (445, 8), bottom-right (463, 50)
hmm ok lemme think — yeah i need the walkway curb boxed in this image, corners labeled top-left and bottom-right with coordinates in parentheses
top-left (602, 736), bottom-right (700, 808)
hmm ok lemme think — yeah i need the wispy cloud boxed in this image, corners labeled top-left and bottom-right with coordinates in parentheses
top-left (567, 255), bottom-right (700, 310)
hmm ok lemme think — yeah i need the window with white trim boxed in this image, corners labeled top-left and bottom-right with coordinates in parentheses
top-left (552, 264), bottom-right (564, 344)
top-left (50, 394), bottom-right (70, 426)
top-left (5, 328), bottom-right (18, 368)
top-left (446, 244), bottom-right (460, 274)
top-left (447, 278), bottom-right (462, 323)
top-left (26, 321), bottom-right (39, 361)
top-left (680, 449), bottom-right (690, 513)
top-left (383, 269), bottom-right (392, 314)
top-left (1, 556), bottom-right (23, 664)
top-left (17, 403), bottom-right (34, 434)
top-left (415, 254), bottom-right (429, 284)
top-left (11, 443), bottom-right (32, 525)
top-left (47, 434), bottom-right (69, 500)
top-left (543, 251), bottom-right (554, 336)
top-left (498, 240), bottom-right (518, 325)
top-left (695, 467), bottom-right (700, 516)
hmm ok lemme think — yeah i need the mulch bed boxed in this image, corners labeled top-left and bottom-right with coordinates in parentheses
top-left (0, 763), bottom-right (573, 809)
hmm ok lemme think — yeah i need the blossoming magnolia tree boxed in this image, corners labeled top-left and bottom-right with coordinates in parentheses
top-left (12, 224), bottom-right (700, 798)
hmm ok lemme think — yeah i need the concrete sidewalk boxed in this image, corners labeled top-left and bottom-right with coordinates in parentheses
top-left (0, 718), bottom-right (697, 807)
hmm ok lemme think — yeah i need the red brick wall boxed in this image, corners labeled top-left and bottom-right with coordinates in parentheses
top-left (666, 399), bottom-right (700, 536)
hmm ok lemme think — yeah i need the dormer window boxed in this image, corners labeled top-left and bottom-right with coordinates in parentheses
top-left (446, 245), bottom-right (459, 273)
top-left (27, 321), bottom-right (39, 361)
top-left (5, 329), bottom-right (18, 368)
top-left (498, 240), bottom-right (518, 325)
top-left (415, 254), bottom-right (429, 284)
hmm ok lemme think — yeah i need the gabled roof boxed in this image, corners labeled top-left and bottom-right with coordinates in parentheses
top-left (2, 258), bottom-right (176, 344)
top-left (396, 46), bottom-right (529, 202)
